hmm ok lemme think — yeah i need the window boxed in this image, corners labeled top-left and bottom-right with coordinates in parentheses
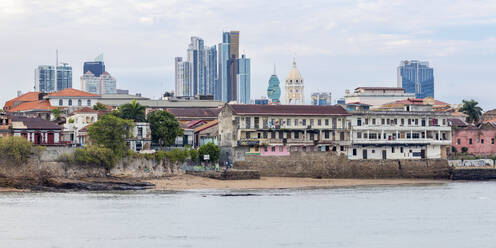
top-left (469, 138), bottom-right (473, 144)
top-left (400, 147), bottom-right (404, 153)
top-left (287, 119), bottom-right (291, 126)
top-left (254, 117), bottom-right (260, 128)
top-left (294, 131), bottom-right (299, 139)
top-left (294, 119), bottom-right (298, 126)
top-left (246, 132), bottom-right (251, 139)
top-left (357, 118), bottom-right (362, 126)
top-left (457, 139), bottom-right (461, 145)
top-left (324, 130), bottom-right (329, 139)
top-left (401, 119), bottom-right (404, 126)
top-left (381, 119), bottom-right (385, 125)
top-left (78, 99), bottom-right (82, 106)
top-left (415, 119), bottom-right (418, 125)
top-left (365, 118), bottom-right (369, 125)
top-left (302, 119), bottom-right (307, 126)
top-left (68, 99), bottom-right (72, 106)
top-left (340, 146), bottom-right (344, 151)
top-left (263, 132), bottom-right (267, 139)
top-left (245, 117), bottom-right (251, 128)
top-left (318, 119), bottom-right (322, 126)
top-left (87, 100), bottom-right (91, 106)
top-left (340, 132), bottom-right (344, 140)
top-left (492, 138), bottom-right (495, 144)
top-left (392, 147), bottom-right (395, 153)
top-left (482, 139), bottom-right (485, 144)
top-left (137, 127), bottom-right (143, 138)
top-left (412, 133), bottom-right (420, 139)
top-left (325, 119), bottom-right (329, 126)
top-left (408, 119), bottom-right (411, 125)
top-left (258, 133), bottom-right (261, 139)
top-left (372, 119), bottom-right (376, 125)
top-left (310, 119), bottom-right (314, 126)
top-left (264, 147), bottom-right (268, 152)
top-left (372, 150), bottom-right (375, 153)
top-left (357, 132), bottom-right (362, 139)
top-left (59, 99), bottom-right (63, 106)
top-left (271, 146), bottom-right (276, 152)
top-left (353, 149), bottom-right (357, 156)
top-left (421, 119), bottom-right (426, 127)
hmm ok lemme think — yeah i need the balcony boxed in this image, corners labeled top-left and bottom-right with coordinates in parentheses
top-left (352, 138), bottom-right (451, 146)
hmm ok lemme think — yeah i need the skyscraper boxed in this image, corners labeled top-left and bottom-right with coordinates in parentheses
top-left (187, 37), bottom-right (205, 96)
top-left (175, 57), bottom-right (192, 96)
top-left (56, 63), bottom-right (72, 91)
top-left (237, 54), bottom-right (251, 104)
top-left (228, 31), bottom-right (240, 102)
top-left (81, 55), bottom-right (116, 94)
top-left (83, 61), bottom-right (105, 77)
top-left (217, 33), bottom-right (231, 102)
top-left (397, 60), bottom-right (434, 98)
top-left (205, 46), bottom-right (217, 96)
top-left (35, 65), bottom-right (56, 93)
top-left (267, 66), bottom-right (281, 104)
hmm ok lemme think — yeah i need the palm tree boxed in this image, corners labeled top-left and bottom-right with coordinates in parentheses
top-left (459, 99), bottom-right (483, 124)
top-left (118, 99), bottom-right (146, 122)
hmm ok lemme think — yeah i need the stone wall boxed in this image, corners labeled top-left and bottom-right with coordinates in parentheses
top-left (234, 152), bottom-right (450, 179)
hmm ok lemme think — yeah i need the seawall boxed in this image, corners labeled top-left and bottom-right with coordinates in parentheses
top-left (234, 152), bottom-right (450, 179)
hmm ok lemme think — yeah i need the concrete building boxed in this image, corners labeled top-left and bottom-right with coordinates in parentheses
top-left (347, 104), bottom-right (452, 160)
top-left (397, 60), bottom-right (434, 98)
top-left (80, 71), bottom-right (116, 95)
top-left (187, 37), bottom-right (205, 96)
top-left (35, 65), bottom-right (56, 93)
top-left (344, 87), bottom-right (415, 108)
top-left (0, 112), bottom-right (10, 138)
top-left (217, 34), bottom-right (230, 102)
top-left (62, 107), bottom-right (99, 146)
top-left (311, 92), bottom-right (332, 105)
top-left (284, 60), bottom-right (304, 105)
top-left (194, 120), bottom-right (219, 148)
top-left (218, 104), bottom-right (350, 163)
top-left (127, 122), bottom-right (152, 152)
top-left (451, 120), bottom-right (496, 155)
top-left (174, 57), bottom-right (192, 97)
top-left (11, 116), bottom-right (63, 145)
top-left (56, 64), bottom-right (72, 91)
top-left (237, 54), bottom-right (251, 104)
top-left (205, 45), bottom-right (217, 97)
top-left (228, 31), bottom-right (240, 102)
top-left (45, 88), bottom-right (101, 109)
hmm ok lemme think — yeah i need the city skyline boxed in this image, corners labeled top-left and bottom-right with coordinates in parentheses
top-left (2, 1), bottom-right (496, 108)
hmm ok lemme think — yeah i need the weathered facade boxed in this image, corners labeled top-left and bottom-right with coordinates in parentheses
top-left (452, 121), bottom-right (496, 155)
top-left (0, 112), bottom-right (10, 138)
top-left (127, 122), bottom-right (152, 152)
top-left (11, 116), bottom-right (63, 145)
top-left (219, 104), bottom-right (350, 162)
top-left (348, 104), bottom-right (452, 159)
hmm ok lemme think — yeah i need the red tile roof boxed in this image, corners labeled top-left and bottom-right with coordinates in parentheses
top-left (356, 87), bottom-right (405, 91)
top-left (194, 120), bottom-right (219, 133)
top-left (229, 104), bottom-right (349, 116)
top-left (394, 98), bottom-right (448, 105)
top-left (9, 100), bottom-right (54, 112)
top-left (46, 88), bottom-right (100, 97)
top-left (4, 92), bottom-right (41, 111)
top-left (72, 107), bottom-right (99, 114)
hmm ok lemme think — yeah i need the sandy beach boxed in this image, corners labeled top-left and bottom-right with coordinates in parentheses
top-left (147, 175), bottom-right (445, 191)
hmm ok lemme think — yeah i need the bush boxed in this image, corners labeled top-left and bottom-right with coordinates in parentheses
top-left (60, 145), bottom-right (118, 169)
top-left (189, 148), bottom-right (199, 161)
top-left (461, 147), bottom-right (469, 153)
top-left (0, 136), bottom-right (34, 164)
top-left (198, 143), bottom-right (220, 163)
top-left (166, 148), bottom-right (188, 163)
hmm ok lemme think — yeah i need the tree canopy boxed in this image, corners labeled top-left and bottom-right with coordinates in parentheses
top-left (117, 99), bottom-right (146, 122)
top-left (88, 114), bottom-right (134, 157)
top-left (147, 110), bottom-right (183, 147)
top-left (459, 100), bottom-right (483, 124)
top-left (93, 102), bottom-right (108, 111)
top-left (198, 142), bottom-right (220, 163)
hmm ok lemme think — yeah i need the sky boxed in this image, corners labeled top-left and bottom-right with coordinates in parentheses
top-left (1, 0), bottom-right (496, 109)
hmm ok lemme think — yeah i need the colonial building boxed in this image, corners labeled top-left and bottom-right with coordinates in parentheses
top-left (451, 120), bottom-right (496, 155)
top-left (127, 122), bottom-right (152, 152)
top-left (347, 104), bottom-right (452, 160)
top-left (219, 104), bottom-right (350, 162)
top-left (194, 120), bottom-right (219, 147)
top-left (62, 107), bottom-right (99, 146)
top-left (45, 88), bottom-right (101, 109)
top-left (0, 112), bottom-right (10, 138)
top-left (344, 87), bottom-right (415, 108)
top-left (11, 116), bottom-right (63, 145)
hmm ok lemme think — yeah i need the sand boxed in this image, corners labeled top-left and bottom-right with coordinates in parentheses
top-left (147, 175), bottom-right (444, 191)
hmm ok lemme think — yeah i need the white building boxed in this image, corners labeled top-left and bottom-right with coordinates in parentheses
top-left (127, 122), bottom-right (152, 152)
top-left (44, 88), bottom-right (101, 109)
top-left (284, 60), bottom-right (304, 105)
top-left (80, 71), bottom-right (117, 95)
top-left (62, 107), bottom-right (99, 146)
top-left (344, 87), bottom-right (415, 108)
top-left (347, 104), bottom-right (452, 160)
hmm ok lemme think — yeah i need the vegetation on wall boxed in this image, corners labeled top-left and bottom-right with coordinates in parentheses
top-left (0, 136), bottom-right (43, 165)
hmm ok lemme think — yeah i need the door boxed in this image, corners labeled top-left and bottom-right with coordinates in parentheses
top-left (420, 149), bottom-right (426, 159)
top-left (382, 150), bottom-right (387, 160)
top-left (363, 149), bottom-right (368, 159)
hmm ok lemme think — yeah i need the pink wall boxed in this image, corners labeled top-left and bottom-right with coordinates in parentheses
top-left (260, 146), bottom-right (290, 156)
top-left (452, 129), bottom-right (496, 155)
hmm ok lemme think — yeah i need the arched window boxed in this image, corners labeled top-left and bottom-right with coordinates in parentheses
top-left (68, 99), bottom-right (72, 106)
top-left (59, 99), bottom-right (63, 106)
top-left (87, 100), bottom-right (91, 106)
top-left (78, 99), bottom-right (82, 106)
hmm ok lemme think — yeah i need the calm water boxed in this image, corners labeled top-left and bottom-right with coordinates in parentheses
top-left (1, 182), bottom-right (496, 247)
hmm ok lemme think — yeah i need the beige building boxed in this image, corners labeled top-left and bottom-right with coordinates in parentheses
top-left (284, 60), bottom-right (304, 105)
top-left (218, 104), bottom-right (350, 162)
top-left (344, 87), bottom-right (415, 108)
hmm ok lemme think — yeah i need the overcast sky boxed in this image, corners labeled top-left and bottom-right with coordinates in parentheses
top-left (1, 0), bottom-right (496, 109)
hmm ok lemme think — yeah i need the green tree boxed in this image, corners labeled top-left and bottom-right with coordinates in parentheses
top-left (51, 108), bottom-right (62, 119)
top-left (459, 100), bottom-right (483, 124)
top-left (117, 99), bottom-right (146, 122)
top-left (198, 142), bottom-right (220, 163)
top-left (147, 110), bottom-right (184, 147)
top-left (0, 136), bottom-right (33, 164)
top-left (88, 114), bottom-right (134, 157)
top-left (93, 102), bottom-right (108, 111)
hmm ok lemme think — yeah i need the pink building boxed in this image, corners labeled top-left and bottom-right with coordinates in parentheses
top-left (452, 121), bottom-right (496, 155)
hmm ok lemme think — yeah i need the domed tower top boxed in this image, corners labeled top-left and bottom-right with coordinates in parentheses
top-left (285, 59), bottom-right (304, 104)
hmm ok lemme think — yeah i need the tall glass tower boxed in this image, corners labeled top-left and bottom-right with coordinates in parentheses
top-left (205, 45), bottom-right (217, 96)
top-left (56, 64), bottom-right (72, 91)
top-left (217, 33), bottom-right (231, 102)
top-left (237, 54), bottom-right (250, 104)
top-left (397, 60), bottom-right (434, 98)
top-left (35, 65), bottom-right (56, 92)
top-left (187, 37), bottom-right (205, 96)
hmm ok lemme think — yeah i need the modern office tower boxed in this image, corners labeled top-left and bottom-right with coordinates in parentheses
top-left (83, 61), bottom-right (105, 77)
top-left (205, 45), bottom-right (217, 96)
top-left (175, 57), bottom-right (192, 97)
top-left (311, 92), bottom-right (332, 105)
top-left (267, 66), bottom-right (281, 104)
top-left (397, 60), bottom-right (434, 98)
top-left (285, 60), bottom-right (304, 104)
top-left (228, 31), bottom-right (240, 102)
top-left (35, 65), bottom-right (56, 92)
top-left (217, 33), bottom-right (231, 102)
top-left (56, 63), bottom-right (72, 91)
top-left (80, 71), bottom-right (116, 95)
top-left (187, 37), bottom-right (205, 96)
top-left (237, 54), bottom-right (251, 104)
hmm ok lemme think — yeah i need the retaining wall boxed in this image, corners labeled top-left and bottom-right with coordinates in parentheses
top-left (234, 152), bottom-right (450, 179)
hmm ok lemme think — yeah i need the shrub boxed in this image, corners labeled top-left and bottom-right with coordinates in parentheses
top-left (165, 148), bottom-right (189, 163)
top-left (189, 148), bottom-right (199, 161)
top-left (198, 143), bottom-right (220, 163)
top-left (461, 147), bottom-right (469, 153)
top-left (60, 145), bottom-right (118, 169)
top-left (0, 136), bottom-right (34, 164)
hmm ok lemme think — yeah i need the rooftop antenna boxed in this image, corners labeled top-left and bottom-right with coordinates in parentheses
top-left (273, 63), bottom-right (276, 75)
top-left (56, 49), bottom-right (59, 66)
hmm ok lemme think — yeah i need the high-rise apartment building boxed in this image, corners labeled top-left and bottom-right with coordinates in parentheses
top-left (228, 31), bottom-right (240, 102)
top-left (56, 63), bottom-right (72, 91)
top-left (397, 60), bottom-right (434, 98)
top-left (217, 33), bottom-right (231, 102)
top-left (80, 71), bottom-right (116, 95)
top-left (187, 37), bottom-right (205, 96)
top-left (35, 65), bottom-right (56, 93)
top-left (175, 57), bottom-right (192, 97)
top-left (237, 54), bottom-right (250, 104)
top-left (205, 46), bottom-right (217, 96)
